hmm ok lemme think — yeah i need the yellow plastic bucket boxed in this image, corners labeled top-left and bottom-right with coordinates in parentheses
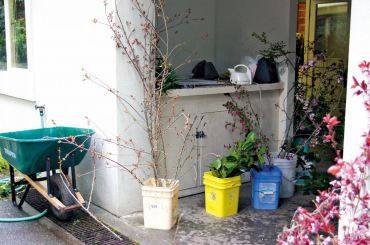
top-left (203, 171), bottom-right (241, 218)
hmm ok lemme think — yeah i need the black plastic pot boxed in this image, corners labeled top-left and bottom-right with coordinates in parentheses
top-left (253, 58), bottom-right (279, 84)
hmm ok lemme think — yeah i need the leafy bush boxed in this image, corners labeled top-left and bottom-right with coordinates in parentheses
top-left (0, 155), bottom-right (8, 173)
top-left (0, 182), bottom-right (9, 198)
top-left (296, 170), bottom-right (333, 195)
top-left (210, 131), bottom-right (267, 178)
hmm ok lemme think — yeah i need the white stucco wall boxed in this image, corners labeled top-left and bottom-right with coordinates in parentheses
top-left (343, 0), bottom-right (370, 161)
top-left (29, 0), bottom-right (122, 215)
top-left (165, 0), bottom-right (297, 80)
top-left (0, 0), bottom-right (297, 217)
top-left (341, 0), bottom-right (370, 238)
top-left (215, 0), bottom-right (296, 72)
top-left (164, 0), bottom-right (216, 78)
top-left (0, 94), bottom-right (38, 132)
top-left (1, 0), bottom-right (123, 215)
top-left (114, 0), bottom-right (155, 215)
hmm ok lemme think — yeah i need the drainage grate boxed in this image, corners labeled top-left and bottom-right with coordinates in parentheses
top-left (25, 189), bottom-right (135, 245)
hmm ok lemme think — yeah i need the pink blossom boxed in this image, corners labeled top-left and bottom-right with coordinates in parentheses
top-left (323, 134), bottom-right (333, 143)
top-left (327, 163), bottom-right (341, 177)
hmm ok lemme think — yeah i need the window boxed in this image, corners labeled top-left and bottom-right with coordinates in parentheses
top-left (0, 0), bottom-right (32, 101)
top-left (0, 0), bottom-right (28, 71)
top-left (0, 1), bottom-right (6, 70)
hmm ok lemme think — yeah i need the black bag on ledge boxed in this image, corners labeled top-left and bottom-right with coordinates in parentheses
top-left (192, 60), bottom-right (219, 80)
top-left (253, 57), bottom-right (279, 84)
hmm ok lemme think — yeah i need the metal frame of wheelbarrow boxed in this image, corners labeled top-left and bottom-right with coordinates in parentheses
top-left (9, 154), bottom-right (85, 215)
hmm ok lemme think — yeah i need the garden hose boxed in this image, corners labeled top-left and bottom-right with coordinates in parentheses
top-left (0, 209), bottom-right (48, 222)
top-left (0, 177), bottom-right (47, 222)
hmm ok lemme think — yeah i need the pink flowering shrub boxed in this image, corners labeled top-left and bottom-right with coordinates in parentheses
top-left (278, 61), bottom-right (370, 244)
top-left (223, 91), bottom-right (270, 150)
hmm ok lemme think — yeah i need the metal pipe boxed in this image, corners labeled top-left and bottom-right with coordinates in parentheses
top-left (35, 105), bottom-right (45, 128)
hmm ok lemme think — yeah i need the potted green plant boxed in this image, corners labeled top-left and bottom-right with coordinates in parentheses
top-left (204, 131), bottom-right (266, 217)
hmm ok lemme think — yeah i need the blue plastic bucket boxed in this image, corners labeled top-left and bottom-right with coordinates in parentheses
top-left (251, 165), bottom-right (282, 210)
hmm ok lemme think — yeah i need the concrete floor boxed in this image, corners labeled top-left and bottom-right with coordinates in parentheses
top-left (92, 183), bottom-right (315, 245)
top-left (0, 199), bottom-right (67, 245)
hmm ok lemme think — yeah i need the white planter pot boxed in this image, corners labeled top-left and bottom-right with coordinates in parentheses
top-left (272, 152), bottom-right (297, 198)
top-left (141, 178), bottom-right (179, 230)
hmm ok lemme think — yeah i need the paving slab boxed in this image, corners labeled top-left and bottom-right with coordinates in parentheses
top-left (0, 199), bottom-right (68, 245)
top-left (91, 183), bottom-right (314, 245)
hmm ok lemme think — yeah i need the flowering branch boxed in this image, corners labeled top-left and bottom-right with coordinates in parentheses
top-left (278, 61), bottom-right (370, 244)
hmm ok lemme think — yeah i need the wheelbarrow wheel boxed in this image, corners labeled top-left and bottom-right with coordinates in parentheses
top-left (49, 173), bottom-right (76, 221)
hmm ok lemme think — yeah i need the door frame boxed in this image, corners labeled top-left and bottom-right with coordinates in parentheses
top-left (304, 0), bottom-right (351, 64)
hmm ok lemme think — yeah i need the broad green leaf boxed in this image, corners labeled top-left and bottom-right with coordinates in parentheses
top-left (211, 159), bottom-right (222, 170)
top-left (225, 167), bottom-right (234, 177)
top-left (242, 142), bottom-right (253, 151)
top-left (221, 168), bottom-right (227, 178)
top-left (228, 149), bottom-right (239, 161)
top-left (226, 156), bottom-right (238, 163)
top-left (258, 145), bottom-right (267, 155)
top-left (224, 162), bottom-right (237, 170)
top-left (258, 154), bottom-right (265, 164)
top-left (245, 131), bottom-right (256, 143)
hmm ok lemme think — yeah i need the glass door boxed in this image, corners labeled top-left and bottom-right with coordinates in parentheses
top-left (304, 0), bottom-right (350, 102)
top-left (310, 1), bottom-right (350, 65)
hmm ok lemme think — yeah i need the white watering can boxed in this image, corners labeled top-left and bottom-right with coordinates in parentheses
top-left (228, 64), bottom-right (252, 85)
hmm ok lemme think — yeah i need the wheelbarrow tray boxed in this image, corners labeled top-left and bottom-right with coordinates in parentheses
top-left (0, 126), bottom-right (94, 175)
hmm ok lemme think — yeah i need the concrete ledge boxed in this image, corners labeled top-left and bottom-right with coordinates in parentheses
top-left (166, 82), bottom-right (285, 98)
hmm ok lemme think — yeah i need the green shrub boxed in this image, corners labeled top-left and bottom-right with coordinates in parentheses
top-left (0, 182), bottom-right (9, 197)
top-left (210, 131), bottom-right (267, 178)
top-left (0, 154), bottom-right (9, 173)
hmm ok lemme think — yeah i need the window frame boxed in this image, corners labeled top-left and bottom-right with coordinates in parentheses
top-left (0, 0), bottom-right (34, 101)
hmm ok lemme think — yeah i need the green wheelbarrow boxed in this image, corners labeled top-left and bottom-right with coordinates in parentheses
top-left (0, 126), bottom-right (95, 220)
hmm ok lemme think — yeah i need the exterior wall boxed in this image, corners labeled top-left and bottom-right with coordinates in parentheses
top-left (0, 0), bottom-right (298, 216)
top-left (165, 0), bottom-right (297, 79)
top-left (343, 0), bottom-right (370, 161)
top-left (31, 0), bottom-right (118, 212)
top-left (341, 0), bottom-right (370, 237)
top-left (1, 0), bottom-right (122, 215)
top-left (114, 0), bottom-right (154, 215)
top-left (164, 0), bottom-right (217, 77)
top-left (215, 0), bottom-right (296, 72)
top-left (0, 94), bottom-right (38, 132)
top-left (29, 0), bottom-right (121, 215)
